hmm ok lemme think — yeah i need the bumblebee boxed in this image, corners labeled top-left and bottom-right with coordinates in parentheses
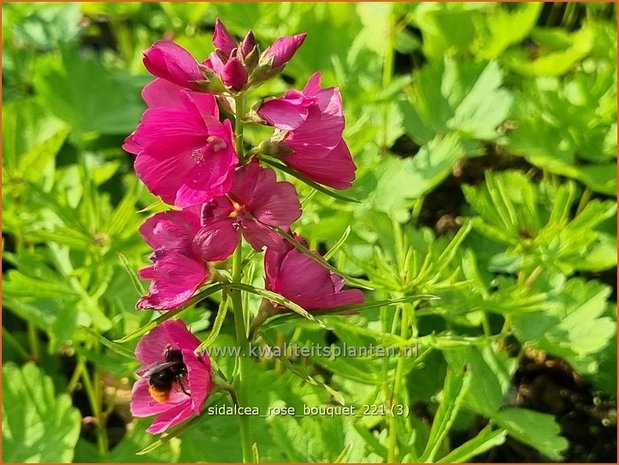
top-left (139, 346), bottom-right (191, 403)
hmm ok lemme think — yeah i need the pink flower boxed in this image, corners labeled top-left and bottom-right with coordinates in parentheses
top-left (262, 33), bottom-right (307, 68)
top-left (137, 207), bottom-right (208, 310)
top-left (265, 234), bottom-right (365, 310)
top-left (196, 162), bottom-right (301, 258)
top-left (123, 79), bottom-right (238, 208)
top-left (131, 320), bottom-right (212, 434)
top-left (143, 41), bottom-right (204, 90)
top-left (257, 72), bottom-right (357, 189)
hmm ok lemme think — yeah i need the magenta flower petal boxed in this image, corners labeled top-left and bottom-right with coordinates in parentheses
top-left (131, 379), bottom-right (180, 417)
top-left (241, 219), bottom-right (285, 251)
top-left (221, 57), bottom-right (248, 91)
top-left (134, 108), bottom-right (207, 144)
top-left (197, 163), bottom-right (301, 253)
top-left (143, 40), bottom-right (203, 89)
top-left (204, 52), bottom-right (225, 77)
top-left (182, 348), bottom-right (211, 414)
top-left (265, 235), bottom-right (364, 310)
top-left (257, 97), bottom-right (309, 131)
top-left (142, 79), bottom-right (186, 109)
top-left (192, 219), bottom-right (239, 262)
top-left (213, 18), bottom-right (237, 56)
top-left (229, 163), bottom-right (301, 249)
top-left (134, 149), bottom-right (194, 206)
top-left (122, 133), bottom-right (140, 154)
top-left (257, 73), bottom-right (356, 190)
top-left (174, 146), bottom-right (237, 208)
top-left (263, 33), bottom-right (307, 68)
top-left (240, 31), bottom-right (257, 58)
top-left (302, 71), bottom-right (322, 95)
top-left (146, 403), bottom-right (194, 434)
top-left (286, 98), bottom-right (344, 150)
top-left (180, 91), bottom-right (220, 122)
top-left (286, 139), bottom-right (357, 190)
top-left (136, 252), bottom-right (208, 310)
top-left (231, 163), bottom-right (301, 225)
top-left (139, 209), bottom-right (201, 252)
top-left (131, 320), bottom-right (212, 434)
top-left (135, 319), bottom-right (198, 365)
top-left (130, 91), bottom-right (237, 207)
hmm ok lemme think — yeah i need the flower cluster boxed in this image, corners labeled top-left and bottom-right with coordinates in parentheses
top-left (124, 19), bottom-right (364, 433)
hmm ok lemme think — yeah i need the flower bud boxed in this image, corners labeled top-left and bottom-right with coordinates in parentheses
top-left (213, 18), bottom-right (236, 56)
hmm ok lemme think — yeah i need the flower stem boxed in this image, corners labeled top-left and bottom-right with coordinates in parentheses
top-left (231, 243), bottom-right (253, 463)
top-left (232, 91), bottom-right (253, 463)
top-left (27, 323), bottom-right (40, 361)
top-left (387, 303), bottom-right (411, 462)
top-left (80, 358), bottom-right (109, 456)
top-left (234, 94), bottom-right (246, 162)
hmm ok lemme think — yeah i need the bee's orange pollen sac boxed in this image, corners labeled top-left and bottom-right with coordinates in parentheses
top-left (149, 385), bottom-right (171, 403)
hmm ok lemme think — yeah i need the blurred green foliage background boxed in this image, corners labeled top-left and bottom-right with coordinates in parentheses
top-left (2, 2), bottom-right (617, 463)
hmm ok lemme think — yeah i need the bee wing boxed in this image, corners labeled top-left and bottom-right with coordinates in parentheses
top-left (136, 361), bottom-right (178, 377)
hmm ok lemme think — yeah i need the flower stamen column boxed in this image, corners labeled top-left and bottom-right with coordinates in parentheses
top-left (231, 91), bottom-right (253, 463)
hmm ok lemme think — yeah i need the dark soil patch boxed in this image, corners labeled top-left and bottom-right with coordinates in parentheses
top-left (477, 351), bottom-right (617, 462)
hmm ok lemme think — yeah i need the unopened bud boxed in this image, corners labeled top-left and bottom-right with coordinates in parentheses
top-left (248, 63), bottom-right (283, 87)
top-left (194, 64), bottom-right (227, 93)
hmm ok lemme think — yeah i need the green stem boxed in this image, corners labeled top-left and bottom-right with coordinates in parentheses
top-left (387, 304), bottom-right (410, 462)
top-left (67, 359), bottom-right (85, 393)
top-left (232, 91), bottom-right (253, 463)
top-left (235, 94), bottom-right (247, 162)
top-left (231, 244), bottom-right (253, 463)
top-left (80, 360), bottom-right (109, 455)
top-left (27, 323), bottom-right (40, 362)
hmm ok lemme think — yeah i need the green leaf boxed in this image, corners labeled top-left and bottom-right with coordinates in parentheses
top-left (2, 98), bottom-right (68, 180)
top-left (492, 408), bottom-right (568, 460)
top-left (513, 278), bottom-right (615, 373)
top-left (420, 367), bottom-right (472, 462)
top-left (464, 171), bottom-right (617, 273)
top-left (368, 134), bottom-right (466, 210)
top-left (442, 345), bottom-right (516, 417)
top-left (400, 58), bottom-right (512, 144)
top-left (263, 296), bottom-right (437, 333)
top-left (3, 269), bottom-right (79, 299)
top-left (503, 26), bottom-right (595, 77)
top-left (33, 48), bottom-right (145, 134)
top-left (259, 331), bottom-right (345, 405)
top-left (136, 415), bottom-right (203, 456)
top-left (473, 3), bottom-right (542, 59)
top-left (3, 363), bottom-right (81, 462)
top-left (413, 4), bottom-right (479, 60)
top-left (267, 413), bottom-right (382, 462)
top-left (10, 3), bottom-right (81, 50)
top-left (437, 424), bottom-right (506, 463)
top-left (506, 63), bottom-right (616, 192)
